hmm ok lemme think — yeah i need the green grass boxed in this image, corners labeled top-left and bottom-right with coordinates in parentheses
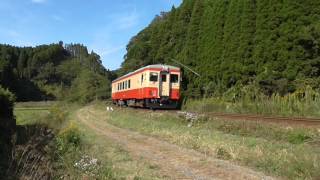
top-left (14, 108), bottom-right (50, 125)
top-left (14, 101), bottom-right (59, 125)
top-left (102, 105), bottom-right (320, 180)
top-left (15, 101), bottom-right (56, 108)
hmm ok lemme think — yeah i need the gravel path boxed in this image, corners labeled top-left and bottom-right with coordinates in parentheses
top-left (77, 106), bottom-right (275, 180)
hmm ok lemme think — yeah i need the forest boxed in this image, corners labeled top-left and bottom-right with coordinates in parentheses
top-left (0, 42), bottom-right (114, 103)
top-left (120, 0), bottom-right (320, 98)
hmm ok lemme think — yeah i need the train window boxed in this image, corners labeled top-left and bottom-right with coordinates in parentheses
top-left (170, 74), bottom-right (179, 83)
top-left (161, 74), bottom-right (167, 82)
top-left (128, 80), bottom-right (131, 88)
top-left (150, 72), bottom-right (158, 82)
top-left (125, 81), bottom-right (127, 89)
top-left (122, 82), bottom-right (125, 90)
top-left (120, 82), bottom-right (122, 90)
top-left (141, 74), bottom-right (144, 83)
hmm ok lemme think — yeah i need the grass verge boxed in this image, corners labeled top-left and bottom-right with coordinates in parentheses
top-left (101, 104), bottom-right (320, 180)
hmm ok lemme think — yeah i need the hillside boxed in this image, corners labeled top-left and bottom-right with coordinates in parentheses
top-left (0, 42), bottom-right (115, 103)
top-left (120, 0), bottom-right (320, 97)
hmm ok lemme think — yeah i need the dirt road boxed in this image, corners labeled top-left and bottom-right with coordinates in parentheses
top-left (77, 106), bottom-right (274, 180)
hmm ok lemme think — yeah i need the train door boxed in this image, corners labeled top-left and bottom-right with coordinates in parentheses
top-left (159, 71), bottom-right (170, 97)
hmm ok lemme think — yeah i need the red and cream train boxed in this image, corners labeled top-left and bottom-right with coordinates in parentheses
top-left (111, 64), bottom-right (181, 109)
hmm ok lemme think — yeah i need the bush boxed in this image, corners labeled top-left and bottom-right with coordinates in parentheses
top-left (0, 86), bottom-right (15, 118)
top-left (0, 86), bottom-right (16, 178)
top-left (46, 105), bottom-right (68, 129)
top-left (56, 122), bottom-right (82, 154)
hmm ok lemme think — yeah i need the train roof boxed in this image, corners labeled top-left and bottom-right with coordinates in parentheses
top-left (112, 64), bottom-right (180, 83)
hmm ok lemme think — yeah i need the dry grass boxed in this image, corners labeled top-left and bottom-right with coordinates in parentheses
top-left (104, 105), bottom-right (320, 179)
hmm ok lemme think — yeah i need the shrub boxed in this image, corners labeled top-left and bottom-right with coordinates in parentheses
top-left (56, 122), bottom-right (82, 154)
top-left (0, 86), bottom-right (15, 118)
top-left (46, 105), bottom-right (68, 129)
top-left (0, 86), bottom-right (15, 178)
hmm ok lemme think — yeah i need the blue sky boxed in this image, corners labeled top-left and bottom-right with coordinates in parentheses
top-left (0, 0), bottom-right (182, 70)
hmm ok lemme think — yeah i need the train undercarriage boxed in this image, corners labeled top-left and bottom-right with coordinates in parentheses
top-left (113, 98), bottom-right (179, 109)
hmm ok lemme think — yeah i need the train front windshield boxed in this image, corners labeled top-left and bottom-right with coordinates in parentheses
top-left (170, 74), bottom-right (179, 84)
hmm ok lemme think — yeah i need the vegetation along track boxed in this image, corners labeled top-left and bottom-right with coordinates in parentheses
top-left (78, 105), bottom-right (274, 180)
top-left (114, 106), bottom-right (320, 127)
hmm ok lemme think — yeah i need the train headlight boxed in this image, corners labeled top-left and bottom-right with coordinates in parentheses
top-left (149, 90), bottom-right (156, 97)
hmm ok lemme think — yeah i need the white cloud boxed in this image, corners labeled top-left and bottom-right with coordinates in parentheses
top-left (31, 0), bottom-right (47, 4)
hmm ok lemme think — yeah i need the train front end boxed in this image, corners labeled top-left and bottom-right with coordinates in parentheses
top-left (144, 65), bottom-right (181, 109)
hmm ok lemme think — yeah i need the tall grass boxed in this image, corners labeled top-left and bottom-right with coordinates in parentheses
top-left (184, 85), bottom-right (320, 117)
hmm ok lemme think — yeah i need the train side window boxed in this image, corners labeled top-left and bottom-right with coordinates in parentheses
top-left (170, 74), bottom-right (179, 83)
top-left (141, 74), bottom-right (144, 83)
top-left (128, 80), bottom-right (131, 89)
top-left (150, 72), bottom-right (158, 82)
top-left (125, 81), bottom-right (127, 89)
top-left (122, 82), bottom-right (125, 89)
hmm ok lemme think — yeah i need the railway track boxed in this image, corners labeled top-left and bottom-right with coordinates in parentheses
top-left (205, 112), bottom-right (320, 126)
top-left (109, 104), bottom-right (320, 126)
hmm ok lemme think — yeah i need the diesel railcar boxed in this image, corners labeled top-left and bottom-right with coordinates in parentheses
top-left (111, 64), bottom-right (181, 109)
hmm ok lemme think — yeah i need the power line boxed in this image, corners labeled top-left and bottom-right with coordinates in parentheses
top-left (170, 58), bottom-right (201, 77)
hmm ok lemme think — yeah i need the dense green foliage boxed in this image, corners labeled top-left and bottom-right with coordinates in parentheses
top-left (0, 87), bottom-right (15, 177)
top-left (121, 0), bottom-right (320, 97)
top-left (0, 42), bottom-right (114, 103)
